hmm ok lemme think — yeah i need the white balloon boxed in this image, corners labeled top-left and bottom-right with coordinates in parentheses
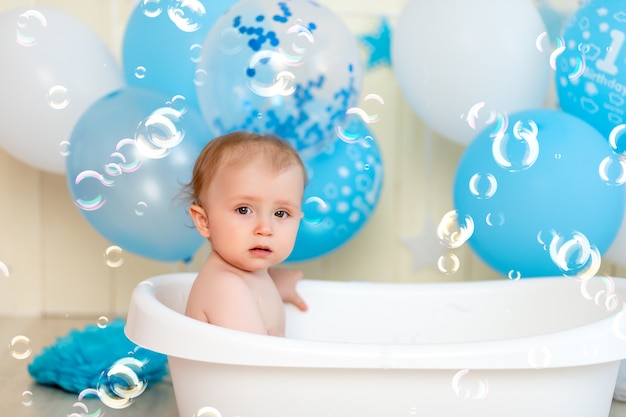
top-left (0, 7), bottom-right (124, 173)
top-left (392, 0), bottom-right (550, 145)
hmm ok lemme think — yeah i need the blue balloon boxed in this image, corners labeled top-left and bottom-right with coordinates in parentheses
top-left (556, 0), bottom-right (626, 140)
top-left (454, 109), bottom-right (625, 278)
top-left (287, 119), bottom-right (383, 262)
top-left (66, 87), bottom-right (212, 262)
top-left (122, 0), bottom-right (238, 110)
top-left (196, 0), bottom-right (364, 159)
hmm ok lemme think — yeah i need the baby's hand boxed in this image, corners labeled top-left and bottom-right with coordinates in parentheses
top-left (269, 267), bottom-right (308, 312)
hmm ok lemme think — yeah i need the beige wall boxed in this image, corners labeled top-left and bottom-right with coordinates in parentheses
top-left (0, 0), bottom-right (621, 318)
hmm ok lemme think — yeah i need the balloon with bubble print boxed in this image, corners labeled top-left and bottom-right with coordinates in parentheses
top-left (196, 0), bottom-right (363, 159)
top-left (556, 0), bottom-right (626, 140)
top-left (286, 118), bottom-right (383, 262)
top-left (453, 109), bottom-right (625, 278)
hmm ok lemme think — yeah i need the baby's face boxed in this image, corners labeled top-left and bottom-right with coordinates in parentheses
top-left (203, 156), bottom-right (304, 272)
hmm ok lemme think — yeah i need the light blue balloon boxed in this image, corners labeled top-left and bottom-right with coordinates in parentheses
top-left (454, 109), bottom-right (625, 278)
top-left (287, 119), bottom-right (384, 262)
top-left (66, 87), bottom-right (212, 263)
top-left (122, 0), bottom-right (238, 110)
top-left (556, 0), bottom-right (626, 141)
top-left (196, 0), bottom-right (364, 159)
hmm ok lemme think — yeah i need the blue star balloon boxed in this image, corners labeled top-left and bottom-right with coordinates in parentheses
top-left (359, 17), bottom-right (392, 70)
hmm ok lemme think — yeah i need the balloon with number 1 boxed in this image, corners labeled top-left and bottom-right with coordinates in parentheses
top-left (556, 0), bottom-right (626, 140)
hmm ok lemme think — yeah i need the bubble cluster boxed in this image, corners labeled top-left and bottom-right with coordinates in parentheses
top-left (337, 93), bottom-right (384, 145)
top-left (599, 153), bottom-right (626, 186)
top-left (135, 107), bottom-right (185, 159)
top-left (580, 275), bottom-right (620, 311)
top-left (464, 102), bottom-right (508, 140)
top-left (548, 230), bottom-right (601, 278)
top-left (167, 0), bottom-right (205, 33)
top-left (96, 357), bottom-right (147, 409)
top-left (72, 104), bottom-right (184, 214)
top-left (68, 389), bottom-right (103, 417)
top-left (491, 120), bottom-right (539, 172)
top-left (437, 210), bottom-right (474, 249)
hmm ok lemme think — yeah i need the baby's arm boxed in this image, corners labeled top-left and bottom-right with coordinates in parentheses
top-left (185, 273), bottom-right (268, 335)
top-left (269, 267), bottom-right (308, 312)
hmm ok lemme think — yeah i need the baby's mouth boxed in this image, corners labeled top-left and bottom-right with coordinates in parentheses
top-left (250, 245), bottom-right (272, 255)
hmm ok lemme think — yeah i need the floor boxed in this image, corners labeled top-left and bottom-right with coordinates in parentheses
top-left (1, 317), bottom-right (178, 417)
top-left (2, 317), bottom-right (626, 417)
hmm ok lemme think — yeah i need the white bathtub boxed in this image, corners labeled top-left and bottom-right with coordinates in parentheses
top-left (125, 273), bottom-right (626, 417)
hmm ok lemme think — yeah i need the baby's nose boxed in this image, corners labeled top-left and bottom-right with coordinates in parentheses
top-left (254, 216), bottom-right (273, 236)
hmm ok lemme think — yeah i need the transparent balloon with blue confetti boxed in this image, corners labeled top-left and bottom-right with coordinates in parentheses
top-left (196, 0), bottom-right (363, 159)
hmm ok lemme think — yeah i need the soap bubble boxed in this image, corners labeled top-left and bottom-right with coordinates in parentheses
top-left (21, 390), bottom-right (33, 406)
top-left (613, 305), bottom-right (626, 341)
top-left (9, 335), bottom-right (32, 360)
top-left (194, 406), bottom-right (223, 417)
top-left (580, 275), bottom-right (619, 311)
top-left (468, 172), bottom-right (497, 199)
top-left (548, 230), bottom-right (601, 278)
top-left (96, 357), bottom-right (147, 409)
top-left (0, 260), bottom-right (9, 277)
top-left (451, 369), bottom-right (489, 399)
top-left (47, 84), bottom-right (69, 110)
top-left (437, 210), bottom-right (474, 249)
top-left (527, 346), bottom-right (552, 369)
top-left (437, 253), bottom-right (460, 275)
top-left (141, 0), bottom-right (162, 18)
top-left (507, 270), bottom-right (521, 281)
top-left (16, 9), bottom-right (47, 47)
top-left (97, 316), bottom-right (109, 329)
top-left (104, 245), bottom-right (124, 268)
top-left (167, 0), bottom-right (206, 33)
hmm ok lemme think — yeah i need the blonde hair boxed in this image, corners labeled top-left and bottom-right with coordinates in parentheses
top-left (185, 131), bottom-right (308, 205)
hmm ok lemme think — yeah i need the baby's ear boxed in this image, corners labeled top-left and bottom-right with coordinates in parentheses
top-left (189, 204), bottom-right (210, 239)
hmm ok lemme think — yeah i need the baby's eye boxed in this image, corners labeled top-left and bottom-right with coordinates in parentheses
top-left (275, 210), bottom-right (289, 218)
top-left (237, 207), bottom-right (251, 215)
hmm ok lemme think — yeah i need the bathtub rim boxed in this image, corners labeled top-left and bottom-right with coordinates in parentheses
top-left (125, 272), bottom-right (626, 370)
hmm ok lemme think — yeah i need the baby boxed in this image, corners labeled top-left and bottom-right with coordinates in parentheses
top-left (184, 131), bottom-right (308, 336)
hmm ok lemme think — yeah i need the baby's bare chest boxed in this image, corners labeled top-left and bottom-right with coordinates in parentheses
top-left (245, 276), bottom-right (285, 336)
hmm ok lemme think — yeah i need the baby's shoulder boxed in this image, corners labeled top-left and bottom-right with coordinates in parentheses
top-left (192, 269), bottom-right (253, 296)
